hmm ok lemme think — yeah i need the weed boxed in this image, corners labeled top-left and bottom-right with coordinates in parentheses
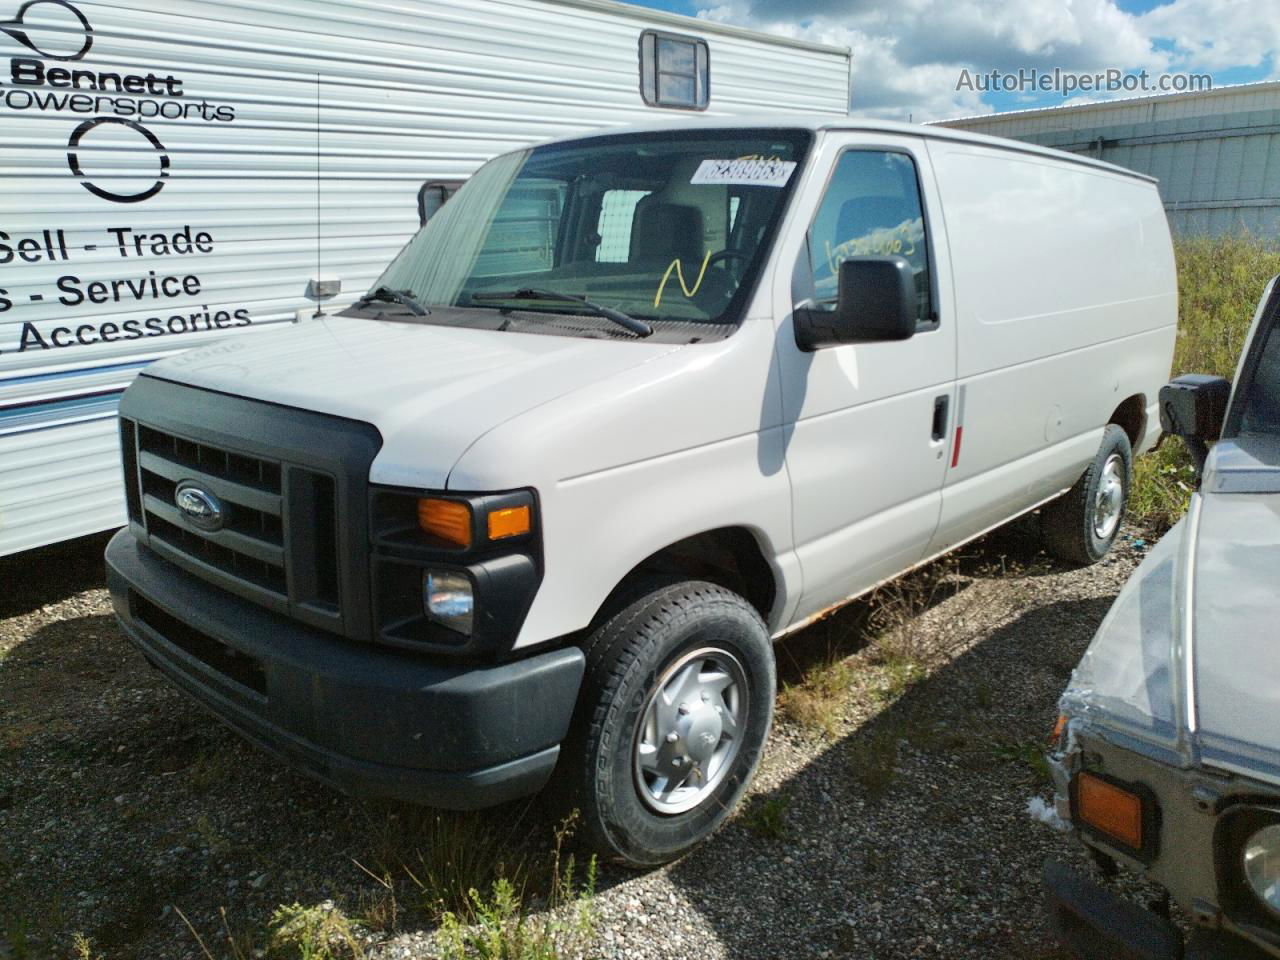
top-left (351, 863), bottom-right (399, 935)
top-left (192, 814), bottom-right (233, 859)
top-left (740, 793), bottom-right (791, 840)
top-left (268, 902), bottom-right (364, 960)
top-left (866, 559), bottom-right (972, 673)
top-left (187, 747), bottom-right (238, 793)
top-left (361, 807), bottom-right (529, 921)
top-left (436, 814), bottom-right (596, 960)
top-left (869, 655), bottom-right (925, 707)
top-left (847, 729), bottom-right (899, 802)
top-left (777, 656), bottom-right (854, 738)
top-left (71, 932), bottom-right (102, 960)
top-left (974, 681), bottom-right (995, 711)
top-left (989, 738), bottom-right (1053, 789)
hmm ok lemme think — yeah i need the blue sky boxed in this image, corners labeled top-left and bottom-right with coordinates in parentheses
top-left (624, 0), bottom-right (1277, 120)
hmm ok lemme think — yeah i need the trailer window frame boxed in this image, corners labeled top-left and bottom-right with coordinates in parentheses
top-left (639, 30), bottom-right (709, 111)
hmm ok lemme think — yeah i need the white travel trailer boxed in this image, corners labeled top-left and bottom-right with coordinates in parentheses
top-left (0, 0), bottom-right (851, 556)
top-left (106, 116), bottom-right (1177, 865)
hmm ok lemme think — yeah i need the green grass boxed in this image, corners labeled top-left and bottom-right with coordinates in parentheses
top-left (435, 815), bottom-right (597, 960)
top-left (740, 793), bottom-right (792, 841)
top-left (1130, 234), bottom-right (1280, 530)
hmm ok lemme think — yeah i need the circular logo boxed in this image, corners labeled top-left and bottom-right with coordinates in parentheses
top-left (66, 117), bottom-right (170, 203)
top-left (1, 0), bottom-right (92, 60)
top-left (175, 481), bottom-right (225, 532)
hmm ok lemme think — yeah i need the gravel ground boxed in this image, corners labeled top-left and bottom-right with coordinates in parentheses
top-left (0, 520), bottom-right (1163, 959)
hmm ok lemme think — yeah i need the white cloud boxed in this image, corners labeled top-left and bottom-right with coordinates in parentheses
top-left (1140, 0), bottom-right (1280, 76)
top-left (694, 0), bottom-right (1276, 120)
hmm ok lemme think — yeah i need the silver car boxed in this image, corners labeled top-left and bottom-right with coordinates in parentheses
top-left (1044, 278), bottom-right (1280, 960)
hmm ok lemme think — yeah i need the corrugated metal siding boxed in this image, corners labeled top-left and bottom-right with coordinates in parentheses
top-left (938, 83), bottom-right (1280, 237)
top-left (0, 0), bottom-right (850, 555)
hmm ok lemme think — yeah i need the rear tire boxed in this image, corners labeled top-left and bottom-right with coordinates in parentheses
top-left (1041, 424), bottom-right (1132, 565)
top-left (556, 579), bottom-right (775, 868)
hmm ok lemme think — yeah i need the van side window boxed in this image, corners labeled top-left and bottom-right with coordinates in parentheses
top-left (595, 189), bottom-right (652, 262)
top-left (809, 150), bottom-right (932, 325)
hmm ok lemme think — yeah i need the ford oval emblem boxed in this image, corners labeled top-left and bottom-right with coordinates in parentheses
top-left (175, 481), bottom-right (225, 532)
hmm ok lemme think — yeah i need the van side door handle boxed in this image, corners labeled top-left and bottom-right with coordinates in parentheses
top-left (931, 394), bottom-right (949, 442)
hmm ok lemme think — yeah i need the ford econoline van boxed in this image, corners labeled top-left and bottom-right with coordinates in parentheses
top-left (104, 118), bottom-right (1177, 866)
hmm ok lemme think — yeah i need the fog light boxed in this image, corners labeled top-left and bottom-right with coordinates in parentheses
top-left (424, 570), bottom-right (473, 635)
top-left (1245, 824), bottom-right (1280, 915)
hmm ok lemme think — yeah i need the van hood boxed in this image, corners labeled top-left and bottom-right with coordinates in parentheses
top-left (1061, 436), bottom-right (1280, 784)
top-left (142, 315), bottom-right (681, 489)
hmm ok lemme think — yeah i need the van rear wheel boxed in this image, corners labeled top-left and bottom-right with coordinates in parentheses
top-left (558, 579), bottom-right (775, 867)
top-left (1041, 424), bottom-right (1133, 565)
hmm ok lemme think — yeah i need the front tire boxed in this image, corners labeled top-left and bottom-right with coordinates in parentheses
top-left (558, 580), bottom-right (775, 867)
top-left (1041, 423), bottom-right (1133, 564)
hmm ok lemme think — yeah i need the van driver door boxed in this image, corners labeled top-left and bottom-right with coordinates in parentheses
top-left (772, 133), bottom-right (957, 623)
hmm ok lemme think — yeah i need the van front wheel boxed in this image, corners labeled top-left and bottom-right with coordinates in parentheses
top-left (1041, 424), bottom-right (1133, 564)
top-left (560, 580), bottom-right (775, 867)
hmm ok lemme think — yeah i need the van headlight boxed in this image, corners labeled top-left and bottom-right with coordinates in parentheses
top-left (1244, 824), bottom-right (1280, 914)
top-left (424, 569), bottom-right (474, 635)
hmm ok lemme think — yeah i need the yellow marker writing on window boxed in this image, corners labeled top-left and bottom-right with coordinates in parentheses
top-left (654, 250), bottom-right (712, 308)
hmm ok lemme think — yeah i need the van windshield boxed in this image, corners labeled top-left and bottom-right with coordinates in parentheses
top-left (371, 129), bottom-right (812, 336)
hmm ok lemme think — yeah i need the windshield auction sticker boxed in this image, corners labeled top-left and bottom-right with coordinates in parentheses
top-left (690, 157), bottom-right (796, 187)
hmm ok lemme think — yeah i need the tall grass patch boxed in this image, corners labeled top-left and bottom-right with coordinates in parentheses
top-left (1131, 234), bottom-right (1280, 530)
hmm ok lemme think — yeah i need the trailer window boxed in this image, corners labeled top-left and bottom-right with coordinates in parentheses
top-left (807, 150), bottom-right (933, 326)
top-left (640, 31), bottom-right (709, 110)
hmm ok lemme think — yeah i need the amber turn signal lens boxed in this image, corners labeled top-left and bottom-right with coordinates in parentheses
top-left (418, 498), bottom-right (472, 548)
top-left (1077, 772), bottom-right (1143, 850)
top-left (1050, 714), bottom-right (1068, 747)
top-left (488, 505), bottom-right (531, 541)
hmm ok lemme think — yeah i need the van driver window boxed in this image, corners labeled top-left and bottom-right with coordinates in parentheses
top-left (809, 150), bottom-right (931, 324)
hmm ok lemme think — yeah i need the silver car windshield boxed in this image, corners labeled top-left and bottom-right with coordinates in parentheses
top-left (373, 129), bottom-right (811, 327)
top-left (1241, 321), bottom-right (1280, 436)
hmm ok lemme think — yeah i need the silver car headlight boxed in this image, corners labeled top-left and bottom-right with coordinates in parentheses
top-left (1244, 824), bottom-right (1280, 914)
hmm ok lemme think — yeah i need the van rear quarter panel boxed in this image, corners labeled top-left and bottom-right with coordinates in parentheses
top-left (925, 142), bottom-right (1176, 550)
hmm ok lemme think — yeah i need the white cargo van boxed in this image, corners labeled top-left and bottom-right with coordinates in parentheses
top-left (0, 0), bottom-right (851, 556)
top-left (106, 117), bottom-right (1177, 866)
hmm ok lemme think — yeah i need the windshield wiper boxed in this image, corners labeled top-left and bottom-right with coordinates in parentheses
top-left (356, 286), bottom-right (429, 317)
top-left (470, 288), bottom-right (652, 337)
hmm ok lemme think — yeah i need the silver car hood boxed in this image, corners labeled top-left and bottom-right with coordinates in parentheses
top-left (1192, 436), bottom-right (1280, 781)
top-left (1062, 435), bottom-right (1280, 782)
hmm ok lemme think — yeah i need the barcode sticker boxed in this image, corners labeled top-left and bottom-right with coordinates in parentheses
top-left (690, 157), bottom-right (796, 187)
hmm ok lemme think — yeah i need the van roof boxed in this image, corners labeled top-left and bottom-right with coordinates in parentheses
top-left (542, 114), bottom-right (1158, 185)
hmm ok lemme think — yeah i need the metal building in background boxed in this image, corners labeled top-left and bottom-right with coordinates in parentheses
top-left (938, 82), bottom-right (1280, 235)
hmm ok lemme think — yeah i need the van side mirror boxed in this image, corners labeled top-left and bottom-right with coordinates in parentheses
top-left (795, 256), bottom-right (916, 351)
top-left (1159, 374), bottom-right (1231, 475)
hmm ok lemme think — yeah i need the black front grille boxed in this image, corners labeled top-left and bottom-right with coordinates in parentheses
top-left (122, 418), bottom-right (341, 620)
top-left (118, 376), bottom-right (382, 641)
top-left (132, 422), bottom-right (291, 603)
